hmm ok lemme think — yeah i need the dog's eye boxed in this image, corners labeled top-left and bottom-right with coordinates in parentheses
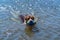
top-left (31, 16), bottom-right (34, 20)
top-left (31, 17), bottom-right (34, 20)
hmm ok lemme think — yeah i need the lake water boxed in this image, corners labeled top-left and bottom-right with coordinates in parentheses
top-left (0, 0), bottom-right (60, 40)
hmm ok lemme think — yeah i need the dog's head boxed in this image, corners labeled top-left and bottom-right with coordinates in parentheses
top-left (25, 15), bottom-right (36, 26)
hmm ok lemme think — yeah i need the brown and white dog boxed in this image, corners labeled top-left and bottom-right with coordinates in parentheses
top-left (19, 15), bottom-right (38, 26)
top-left (19, 14), bottom-right (39, 37)
top-left (19, 14), bottom-right (39, 32)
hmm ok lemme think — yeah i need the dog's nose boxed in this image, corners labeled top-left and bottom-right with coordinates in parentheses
top-left (30, 20), bottom-right (33, 23)
top-left (29, 19), bottom-right (34, 23)
top-left (27, 19), bottom-right (34, 25)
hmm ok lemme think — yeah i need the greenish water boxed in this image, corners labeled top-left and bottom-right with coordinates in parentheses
top-left (0, 0), bottom-right (60, 40)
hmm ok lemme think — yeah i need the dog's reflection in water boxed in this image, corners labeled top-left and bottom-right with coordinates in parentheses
top-left (25, 25), bottom-right (39, 37)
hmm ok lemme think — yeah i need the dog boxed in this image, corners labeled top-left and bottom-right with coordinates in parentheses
top-left (19, 14), bottom-right (39, 32)
top-left (19, 15), bottom-right (39, 37)
top-left (19, 15), bottom-right (38, 26)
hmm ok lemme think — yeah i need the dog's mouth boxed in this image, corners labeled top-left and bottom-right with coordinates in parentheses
top-left (26, 19), bottom-right (36, 26)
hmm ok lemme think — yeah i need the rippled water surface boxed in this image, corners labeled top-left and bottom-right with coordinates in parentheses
top-left (0, 0), bottom-right (60, 40)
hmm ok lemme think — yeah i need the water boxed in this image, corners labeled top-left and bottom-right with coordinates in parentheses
top-left (0, 0), bottom-right (60, 40)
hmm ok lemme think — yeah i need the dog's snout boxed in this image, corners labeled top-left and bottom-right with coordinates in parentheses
top-left (27, 19), bottom-right (35, 25)
top-left (29, 19), bottom-right (32, 21)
